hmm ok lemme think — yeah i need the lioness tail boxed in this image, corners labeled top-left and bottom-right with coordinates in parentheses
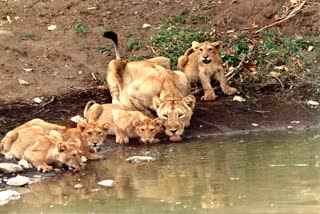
top-left (103, 31), bottom-right (121, 60)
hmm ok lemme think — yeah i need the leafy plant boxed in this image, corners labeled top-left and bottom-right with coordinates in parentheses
top-left (74, 20), bottom-right (89, 36)
top-left (127, 39), bottom-right (143, 50)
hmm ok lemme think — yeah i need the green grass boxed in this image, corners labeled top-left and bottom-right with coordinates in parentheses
top-left (127, 39), bottom-right (143, 50)
top-left (24, 32), bottom-right (36, 39)
top-left (74, 20), bottom-right (89, 36)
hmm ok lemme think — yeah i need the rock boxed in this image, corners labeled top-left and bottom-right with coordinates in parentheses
top-left (48, 25), bottom-right (57, 31)
top-left (33, 97), bottom-right (42, 104)
top-left (0, 190), bottom-right (20, 205)
top-left (6, 175), bottom-right (30, 187)
top-left (126, 156), bottom-right (155, 164)
top-left (18, 79), bottom-right (30, 86)
top-left (74, 183), bottom-right (83, 189)
top-left (233, 95), bottom-right (246, 102)
top-left (0, 163), bottom-right (23, 173)
top-left (18, 159), bottom-right (33, 169)
top-left (307, 100), bottom-right (319, 106)
top-left (142, 23), bottom-right (151, 28)
top-left (98, 179), bottom-right (114, 187)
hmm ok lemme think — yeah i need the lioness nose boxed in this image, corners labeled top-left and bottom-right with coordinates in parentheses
top-left (170, 128), bottom-right (178, 134)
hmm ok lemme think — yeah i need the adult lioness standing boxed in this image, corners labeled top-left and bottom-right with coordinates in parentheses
top-left (103, 31), bottom-right (196, 141)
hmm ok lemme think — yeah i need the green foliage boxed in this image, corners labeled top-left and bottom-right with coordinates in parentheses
top-left (151, 16), bottom-right (215, 67)
top-left (74, 20), bottom-right (89, 36)
top-left (127, 39), bottom-right (143, 50)
top-left (24, 32), bottom-right (36, 39)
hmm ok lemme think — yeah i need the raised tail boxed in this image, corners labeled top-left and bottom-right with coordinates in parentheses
top-left (184, 47), bottom-right (194, 56)
top-left (103, 31), bottom-right (121, 60)
top-left (83, 100), bottom-right (96, 119)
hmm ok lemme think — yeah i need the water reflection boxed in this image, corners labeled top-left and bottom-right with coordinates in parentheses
top-left (2, 131), bottom-right (320, 213)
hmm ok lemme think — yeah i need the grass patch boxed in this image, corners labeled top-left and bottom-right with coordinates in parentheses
top-left (127, 39), bottom-right (143, 50)
top-left (24, 32), bottom-right (36, 39)
top-left (74, 20), bottom-right (89, 36)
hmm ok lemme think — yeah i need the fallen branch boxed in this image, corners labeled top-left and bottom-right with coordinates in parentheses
top-left (255, 1), bottom-right (306, 34)
top-left (41, 96), bottom-right (55, 108)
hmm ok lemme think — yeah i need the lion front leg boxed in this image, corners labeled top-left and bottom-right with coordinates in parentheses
top-left (199, 71), bottom-right (217, 101)
top-left (215, 67), bottom-right (238, 96)
top-left (114, 125), bottom-right (129, 144)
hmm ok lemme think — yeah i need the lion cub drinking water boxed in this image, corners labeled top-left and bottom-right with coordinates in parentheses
top-left (84, 101), bottom-right (163, 144)
top-left (0, 126), bottom-right (83, 172)
top-left (177, 41), bottom-right (238, 101)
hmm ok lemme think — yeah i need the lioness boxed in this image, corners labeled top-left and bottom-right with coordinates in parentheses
top-left (177, 41), bottom-right (238, 101)
top-left (0, 118), bottom-right (109, 160)
top-left (103, 31), bottom-right (196, 142)
top-left (84, 101), bottom-right (162, 144)
top-left (0, 126), bottom-right (83, 172)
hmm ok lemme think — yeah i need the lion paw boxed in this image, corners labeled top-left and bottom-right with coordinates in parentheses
top-left (37, 165), bottom-right (53, 173)
top-left (223, 87), bottom-right (238, 95)
top-left (116, 135), bottom-right (129, 144)
top-left (201, 93), bottom-right (217, 101)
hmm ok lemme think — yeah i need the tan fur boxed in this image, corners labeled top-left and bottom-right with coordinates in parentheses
top-left (84, 102), bottom-right (162, 144)
top-left (105, 35), bottom-right (196, 139)
top-left (0, 126), bottom-right (83, 172)
top-left (0, 118), bottom-right (109, 160)
top-left (177, 41), bottom-right (238, 101)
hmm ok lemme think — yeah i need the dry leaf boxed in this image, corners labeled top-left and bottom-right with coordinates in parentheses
top-left (269, 71), bottom-right (280, 78)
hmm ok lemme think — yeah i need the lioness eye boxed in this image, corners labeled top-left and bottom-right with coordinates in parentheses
top-left (140, 128), bottom-right (145, 132)
top-left (178, 114), bottom-right (185, 118)
top-left (150, 128), bottom-right (155, 132)
top-left (72, 154), bottom-right (77, 157)
top-left (98, 131), bottom-right (102, 135)
top-left (162, 114), bottom-right (168, 119)
top-left (208, 48), bottom-right (213, 51)
top-left (199, 48), bottom-right (203, 51)
top-left (87, 132), bottom-right (92, 135)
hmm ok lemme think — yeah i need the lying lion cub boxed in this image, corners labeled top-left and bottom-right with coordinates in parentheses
top-left (104, 31), bottom-right (195, 142)
top-left (177, 41), bottom-right (238, 101)
top-left (1, 118), bottom-right (109, 160)
top-left (84, 101), bottom-right (163, 144)
top-left (0, 126), bottom-right (83, 172)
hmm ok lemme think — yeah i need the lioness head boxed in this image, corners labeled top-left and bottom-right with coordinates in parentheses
top-left (132, 118), bottom-right (162, 144)
top-left (192, 41), bottom-right (223, 64)
top-left (77, 120), bottom-right (109, 149)
top-left (153, 95), bottom-right (196, 141)
top-left (56, 142), bottom-right (83, 172)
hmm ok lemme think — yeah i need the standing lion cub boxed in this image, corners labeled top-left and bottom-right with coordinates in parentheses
top-left (177, 41), bottom-right (238, 101)
top-left (84, 101), bottom-right (163, 144)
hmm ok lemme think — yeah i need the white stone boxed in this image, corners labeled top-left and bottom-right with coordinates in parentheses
top-left (0, 163), bottom-right (23, 173)
top-left (0, 190), bottom-right (20, 206)
top-left (142, 23), bottom-right (151, 28)
top-left (126, 156), bottom-right (155, 164)
top-left (233, 95), bottom-right (246, 102)
top-left (18, 159), bottom-right (33, 169)
top-left (307, 100), bottom-right (319, 106)
top-left (98, 179), bottom-right (114, 187)
top-left (18, 79), bottom-right (30, 86)
top-left (74, 183), bottom-right (83, 189)
top-left (33, 97), bottom-right (42, 104)
top-left (23, 68), bottom-right (33, 72)
top-left (48, 25), bottom-right (57, 31)
top-left (6, 175), bottom-right (30, 187)
top-left (251, 123), bottom-right (259, 127)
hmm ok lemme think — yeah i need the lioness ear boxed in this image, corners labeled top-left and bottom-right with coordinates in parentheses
top-left (77, 120), bottom-right (87, 132)
top-left (102, 122), bottom-right (110, 132)
top-left (183, 95), bottom-right (196, 110)
top-left (213, 41), bottom-right (223, 51)
top-left (58, 142), bottom-right (67, 152)
top-left (192, 41), bottom-right (200, 50)
top-left (153, 118), bottom-right (162, 127)
top-left (152, 96), bottom-right (163, 110)
top-left (132, 119), bottom-right (141, 127)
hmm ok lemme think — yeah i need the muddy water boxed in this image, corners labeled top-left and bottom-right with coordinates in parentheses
top-left (1, 130), bottom-right (320, 213)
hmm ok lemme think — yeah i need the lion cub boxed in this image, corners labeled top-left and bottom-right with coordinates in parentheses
top-left (1, 118), bottom-right (109, 160)
top-left (84, 102), bottom-right (163, 144)
top-left (0, 126), bottom-right (83, 172)
top-left (177, 41), bottom-right (238, 101)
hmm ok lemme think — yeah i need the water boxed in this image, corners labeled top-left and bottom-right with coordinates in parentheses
top-left (1, 130), bottom-right (320, 213)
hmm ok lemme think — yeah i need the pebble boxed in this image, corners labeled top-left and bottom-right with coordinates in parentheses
top-left (126, 156), bottom-right (155, 164)
top-left (0, 190), bottom-right (21, 205)
top-left (233, 95), bottom-right (246, 102)
top-left (18, 79), bottom-right (30, 86)
top-left (48, 25), bottom-right (57, 31)
top-left (18, 159), bottom-right (33, 169)
top-left (98, 179), bottom-right (114, 187)
top-left (74, 183), bottom-right (83, 189)
top-left (6, 175), bottom-right (30, 187)
top-left (0, 163), bottom-right (23, 173)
